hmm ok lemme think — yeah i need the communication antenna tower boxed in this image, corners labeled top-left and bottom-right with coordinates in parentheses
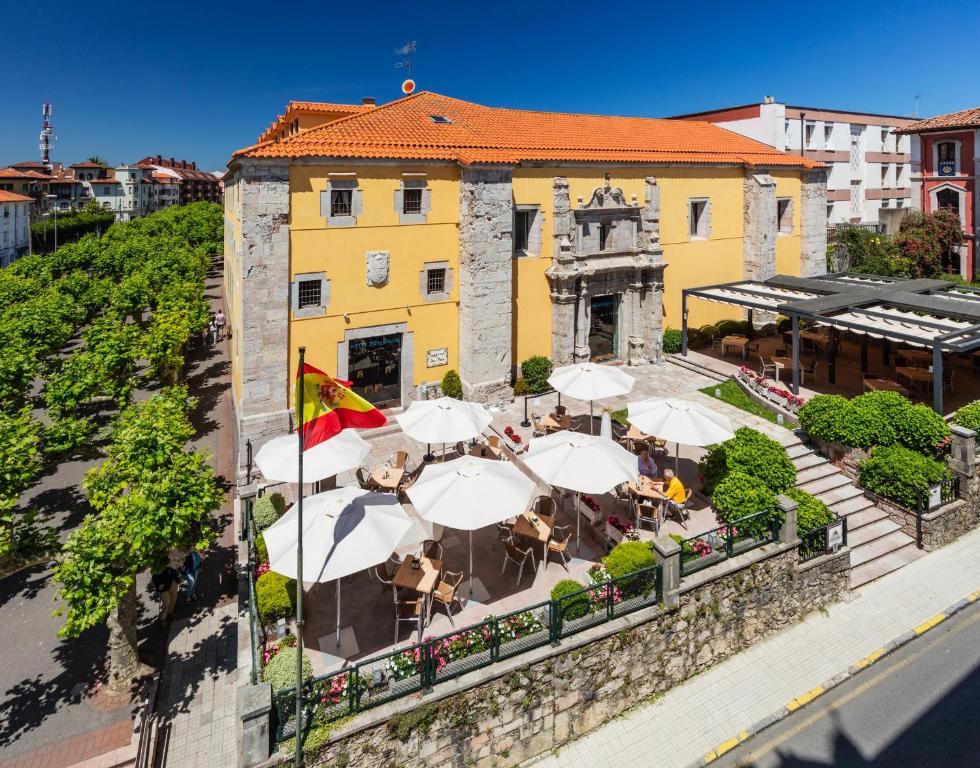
top-left (395, 41), bottom-right (416, 94)
top-left (40, 103), bottom-right (53, 169)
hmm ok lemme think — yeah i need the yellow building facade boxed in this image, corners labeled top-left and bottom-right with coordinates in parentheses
top-left (225, 92), bottom-right (826, 478)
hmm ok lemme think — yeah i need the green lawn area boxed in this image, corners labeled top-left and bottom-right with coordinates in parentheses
top-left (699, 378), bottom-right (782, 425)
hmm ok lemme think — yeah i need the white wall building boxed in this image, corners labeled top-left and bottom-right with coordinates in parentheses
top-left (113, 165), bottom-right (153, 221)
top-left (0, 191), bottom-right (32, 267)
top-left (671, 98), bottom-right (916, 226)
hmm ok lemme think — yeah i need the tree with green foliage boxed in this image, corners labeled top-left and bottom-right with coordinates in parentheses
top-left (53, 388), bottom-right (223, 684)
top-left (441, 369), bottom-right (463, 399)
top-left (699, 427), bottom-right (796, 494)
top-left (520, 356), bottom-right (552, 393)
top-left (86, 155), bottom-right (110, 167)
top-left (952, 400), bottom-right (980, 432)
top-left (0, 411), bottom-right (43, 556)
top-left (893, 210), bottom-right (964, 277)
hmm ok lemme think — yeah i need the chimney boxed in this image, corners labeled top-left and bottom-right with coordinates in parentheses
top-left (764, 96), bottom-right (774, 104)
top-left (362, 97), bottom-right (376, 107)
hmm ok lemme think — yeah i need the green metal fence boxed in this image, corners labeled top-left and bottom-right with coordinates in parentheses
top-left (268, 563), bottom-right (661, 744)
top-left (244, 497), bottom-right (261, 686)
top-left (678, 510), bottom-right (778, 577)
top-left (799, 517), bottom-right (847, 563)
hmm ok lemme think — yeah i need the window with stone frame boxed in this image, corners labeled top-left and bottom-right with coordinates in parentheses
top-left (689, 199), bottom-right (710, 239)
top-left (777, 198), bottom-right (793, 235)
top-left (292, 272), bottom-right (329, 318)
top-left (512, 206), bottom-right (541, 257)
top-left (426, 268), bottom-right (446, 296)
top-left (331, 189), bottom-right (353, 217)
top-left (419, 261), bottom-right (452, 302)
top-left (297, 278), bottom-right (322, 309)
top-left (936, 188), bottom-right (959, 216)
top-left (403, 188), bottom-right (423, 215)
top-left (514, 210), bottom-right (532, 252)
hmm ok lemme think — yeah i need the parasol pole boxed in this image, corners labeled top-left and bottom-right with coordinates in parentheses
top-left (469, 529), bottom-right (474, 601)
top-left (335, 580), bottom-right (341, 647)
top-left (294, 347), bottom-right (306, 767)
top-left (576, 491), bottom-right (581, 554)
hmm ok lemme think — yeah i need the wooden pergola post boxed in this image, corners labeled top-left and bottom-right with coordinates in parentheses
top-left (932, 343), bottom-right (943, 414)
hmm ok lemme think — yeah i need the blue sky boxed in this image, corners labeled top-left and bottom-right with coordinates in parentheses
top-left (2, 0), bottom-right (978, 171)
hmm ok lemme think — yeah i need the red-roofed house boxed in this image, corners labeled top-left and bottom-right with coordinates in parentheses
top-left (898, 107), bottom-right (979, 279)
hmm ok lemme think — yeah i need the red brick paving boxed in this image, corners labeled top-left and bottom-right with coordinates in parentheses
top-left (0, 719), bottom-right (131, 768)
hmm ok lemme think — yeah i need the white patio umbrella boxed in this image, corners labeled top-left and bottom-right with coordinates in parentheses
top-left (524, 430), bottom-right (637, 552)
top-left (627, 398), bottom-right (735, 473)
top-left (407, 456), bottom-right (535, 599)
top-left (393, 506), bottom-right (437, 559)
top-left (547, 362), bottom-right (635, 434)
top-left (395, 397), bottom-right (493, 458)
top-left (254, 429), bottom-right (370, 484)
top-left (263, 486), bottom-right (413, 647)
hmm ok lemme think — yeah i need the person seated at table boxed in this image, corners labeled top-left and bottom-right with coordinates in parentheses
top-left (637, 448), bottom-right (658, 480)
top-left (663, 468), bottom-right (686, 503)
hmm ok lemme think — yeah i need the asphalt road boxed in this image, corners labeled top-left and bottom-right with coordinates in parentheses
top-left (714, 598), bottom-right (980, 768)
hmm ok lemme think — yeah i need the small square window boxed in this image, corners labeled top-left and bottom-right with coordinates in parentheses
top-left (297, 279), bottom-right (322, 309)
top-left (403, 188), bottom-right (422, 214)
top-left (599, 222), bottom-right (611, 251)
top-left (514, 210), bottom-right (532, 253)
top-left (427, 268), bottom-right (446, 295)
top-left (331, 189), bottom-right (352, 217)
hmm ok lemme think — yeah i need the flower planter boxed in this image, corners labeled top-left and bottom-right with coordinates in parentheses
top-left (605, 521), bottom-right (625, 544)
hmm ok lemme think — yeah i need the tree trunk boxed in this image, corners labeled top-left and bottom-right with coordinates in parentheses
top-left (107, 581), bottom-right (141, 687)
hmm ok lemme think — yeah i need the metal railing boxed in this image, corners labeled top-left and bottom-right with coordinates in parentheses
top-left (799, 517), bottom-right (848, 563)
top-left (830, 222), bottom-right (885, 236)
top-left (244, 498), bottom-right (261, 685)
top-left (678, 510), bottom-right (779, 577)
top-left (519, 388), bottom-right (562, 428)
top-left (268, 564), bottom-right (661, 743)
top-left (915, 475), bottom-right (961, 548)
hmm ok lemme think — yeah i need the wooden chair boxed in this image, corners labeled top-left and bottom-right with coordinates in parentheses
top-left (636, 499), bottom-right (661, 533)
top-left (356, 467), bottom-right (376, 491)
top-left (431, 571), bottom-right (464, 627)
top-left (531, 414), bottom-right (547, 438)
top-left (555, 405), bottom-right (567, 417)
top-left (394, 595), bottom-right (427, 645)
top-left (533, 496), bottom-right (556, 518)
top-left (801, 358), bottom-right (818, 385)
top-left (545, 525), bottom-right (572, 571)
top-left (422, 539), bottom-right (443, 561)
top-left (495, 522), bottom-right (514, 549)
top-left (390, 450), bottom-right (408, 469)
top-left (501, 540), bottom-right (536, 585)
top-left (559, 414), bottom-right (572, 431)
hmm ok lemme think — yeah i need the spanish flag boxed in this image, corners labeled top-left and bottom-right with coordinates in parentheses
top-left (295, 363), bottom-right (387, 450)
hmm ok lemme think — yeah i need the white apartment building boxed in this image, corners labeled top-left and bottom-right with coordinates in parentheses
top-left (113, 165), bottom-right (153, 220)
top-left (0, 191), bottom-right (32, 267)
top-left (671, 98), bottom-right (916, 226)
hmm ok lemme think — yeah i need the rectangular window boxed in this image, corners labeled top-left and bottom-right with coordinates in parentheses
top-left (330, 189), bottom-right (352, 217)
top-left (805, 122), bottom-right (815, 147)
top-left (824, 124), bottom-right (833, 149)
top-left (514, 210), bottom-right (532, 253)
top-left (426, 268), bottom-right (446, 295)
top-left (689, 200), bottom-right (708, 238)
top-left (777, 199), bottom-right (792, 234)
top-left (599, 222), bottom-right (611, 251)
top-left (297, 278), bottom-right (322, 309)
top-left (403, 188), bottom-right (422, 214)
top-left (881, 166), bottom-right (888, 186)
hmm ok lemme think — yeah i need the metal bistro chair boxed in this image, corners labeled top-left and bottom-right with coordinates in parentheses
top-left (801, 358), bottom-right (818, 385)
top-left (501, 540), bottom-right (537, 585)
top-left (431, 570), bottom-right (464, 627)
top-left (495, 522), bottom-right (514, 549)
top-left (636, 499), bottom-right (661, 534)
top-left (758, 354), bottom-right (777, 380)
top-left (545, 525), bottom-right (572, 571)
top-left (422, 539), bottom-right (443, 561)
top-left (390, 450), bottom-right (408, 469)
top-left (532, 495), bottom-right (556, 518)
top-left (394, 594), bottom-right (427, 645)
top-left (356, 467), bottom-right (376, 491)
top-left (665, 488), bottom-right (694, 529)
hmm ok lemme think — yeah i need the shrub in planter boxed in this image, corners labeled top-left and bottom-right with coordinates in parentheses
top-left (441, 369), bottom-right (463, 399)
top-left (895, 403), bottom-right (950, 456)
top-left (952, 400), bottom-right (980, 432)
top-left (254, 532), bottom-right (269, 563)
top-left (798, 394), bottom-right (853, 445)
top-left (252, 496), bottom-right (280, 532)
top-left (686, 328), bottom-right (703, 349)
top-left (255, 570), bottom-right (297, 627)
top-left (662, 328), bottom-right (682, 354)
top-left (550, 579), bottom-right (591, 620)
top-left (698, 324), bottom-right (719, 342)
top-left (603, 540), bottom-right (656, 579)
top-left (715, 320), bottom-right (740, 337)
top-left (513, 378), bottom-right (531, 397)
top-left (859, 445), bottom-right (950, 511)
top-left (848, 391), bottom-right (903, 448)
top-left (520, 356), bottom-right (552, 393)
top-left (711, 471), bottom-right (782, 539)
top-left (784, 488), bottom-right (834, 532)
top-left (699, 427), bottom-right (796, 494)
top-left (262, 645), bottom-right (312, 692)
top-left (269, 492), bottom-right (286, 516)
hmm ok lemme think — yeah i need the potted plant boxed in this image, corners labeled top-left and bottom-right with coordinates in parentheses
top-left (605, 515), bottom-right (634, 544)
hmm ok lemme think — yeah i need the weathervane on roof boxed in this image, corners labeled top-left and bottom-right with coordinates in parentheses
top-left (395, 41), bottom-right (416, 94)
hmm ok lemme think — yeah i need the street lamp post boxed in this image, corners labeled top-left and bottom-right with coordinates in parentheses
top-left (45, 194), bottom-right (58, 250)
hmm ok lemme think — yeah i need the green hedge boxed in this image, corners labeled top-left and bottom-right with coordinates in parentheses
top-left (252, 496), bottom-right (280, 532)
top-left (784, 488), bottom-right (835, 532)
top-left (520, 356), bottom-right (552, 393)
top-left (441, 369), bottom-right (462, 399)
top-left (799, 391), bottom-right (950, 456)
top-left (256, 570), bottom-right (297, 626)
top-left (603, 541), bottom-right (655, 578)
top-left (858, 445), bottom-right (950, 510)
top-left (710, 471), bottom-right (782, 538)
top-left (32, 209), bottom-right (116, 253)
top-left (255, 532), bottom-right (269, 563)
top-left (662, 328), bottom-right (682, 354)
top-left (952, 400), bottom-right (980, 432)
top-left (550, 579), bottom-right (591, 620)
top-left (699, 427), bottom-right (796, 495)
top-left (262, 645), bottom-right (312, 692)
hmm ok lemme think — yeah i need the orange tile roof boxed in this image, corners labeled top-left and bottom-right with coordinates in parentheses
top-left (70, 161), bottom-right (106, 169)
top-left (0, 190), bottom-right (33, 203)
top-left (897, 106), bottom-right (980, 134)
top-left (288, 101), bottom-right (374, 114)
top-left (236, 92), bottom-right (820, 169)
top-left (0, 168), bottom-right (50, 180)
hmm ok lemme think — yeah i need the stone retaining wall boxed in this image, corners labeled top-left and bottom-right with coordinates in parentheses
top-left (269, 542), bottom-right (849, 768)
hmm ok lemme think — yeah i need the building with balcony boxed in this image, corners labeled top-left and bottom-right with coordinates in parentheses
top-left (898, 106), bottom-right (980, 279)
top-left (224, 91), bottom-right (827, 477)
top-left (0, 190), bottom-right (32, 267)
top-left (670, 98), bottom-right (916, 226)
top-left (136, 156), bottom-right (222, 205)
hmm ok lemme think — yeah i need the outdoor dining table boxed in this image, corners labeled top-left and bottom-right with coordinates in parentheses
top-left (863, 378), bottom-right (909, 396)
top-left (721, 335), bottom-right (750, 360)
top-left (895, 349), bottom-right (932, 368)
top-left (511, 511), bottom-right (554, 562)
top-left (392, 555), bottom-right (444, 619)
top-left (895, 366), bottom-right (933, 394)
top-left (782, 330), bottom-right (827, 352)
top-left (369, 465), bottom-right (405, 492)
top-left (771, 356), bottom-right (802, 383)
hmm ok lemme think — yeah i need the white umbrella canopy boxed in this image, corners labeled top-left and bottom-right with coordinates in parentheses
top-left (254, 430), bottom-right (371, 484)
top-left (547, 362), bottom-right (635, 434)
top-left (524, 431), bottom-right (637, 551)
top-left (395, 397), bottom-right (493, 445)
top-left (407, 456), bottom-right (536, 597)
top-left (627, 397), bottom-right (735, 473)
top-left (393, 506), bottom-right (437, 559)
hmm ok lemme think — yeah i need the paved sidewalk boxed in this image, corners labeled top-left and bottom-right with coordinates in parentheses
top-left (528, 527), bottom-right (980, 768)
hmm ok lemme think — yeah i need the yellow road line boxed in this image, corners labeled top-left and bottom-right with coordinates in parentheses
top-left (853, 647), bottom-right (886, 669)
top-left (913, 613), bottom-right (946, 635)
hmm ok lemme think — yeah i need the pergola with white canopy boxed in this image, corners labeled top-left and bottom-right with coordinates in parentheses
top-left (681, 273), bottom-right (980, 412)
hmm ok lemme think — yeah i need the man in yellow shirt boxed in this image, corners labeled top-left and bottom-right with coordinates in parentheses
top-left (663, 469), bottom-right (686, 503)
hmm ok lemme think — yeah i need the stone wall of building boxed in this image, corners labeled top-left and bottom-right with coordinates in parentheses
top-left (800, 168), bottom-right (829, 277)
top-left (277, 544), bottom-right (849, 768)
top-left (458, 167), bottom-right (515, 404)
top-left (235, 160), bottom-right (292, 482)
top-left (743, 171), bottom-right (776, 283)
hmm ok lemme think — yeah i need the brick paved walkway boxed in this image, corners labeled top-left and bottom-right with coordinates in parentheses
top-left (527, 526), bottom-right (980, 768)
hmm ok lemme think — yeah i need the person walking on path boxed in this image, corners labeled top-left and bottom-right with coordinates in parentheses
top-left (215, 309), bottom-right (226, 341)
top-left (182, 549), bottom-right (203, 602)
top-left (208, 316), bottom-right (218, 346)
top-left (152, 566), bottom-right (180, 626)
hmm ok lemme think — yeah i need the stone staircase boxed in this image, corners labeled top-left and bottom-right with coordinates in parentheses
top-left (666, 352), bottom-right (730, 383)
top-left (784, 437), bottom-right (925, 589)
